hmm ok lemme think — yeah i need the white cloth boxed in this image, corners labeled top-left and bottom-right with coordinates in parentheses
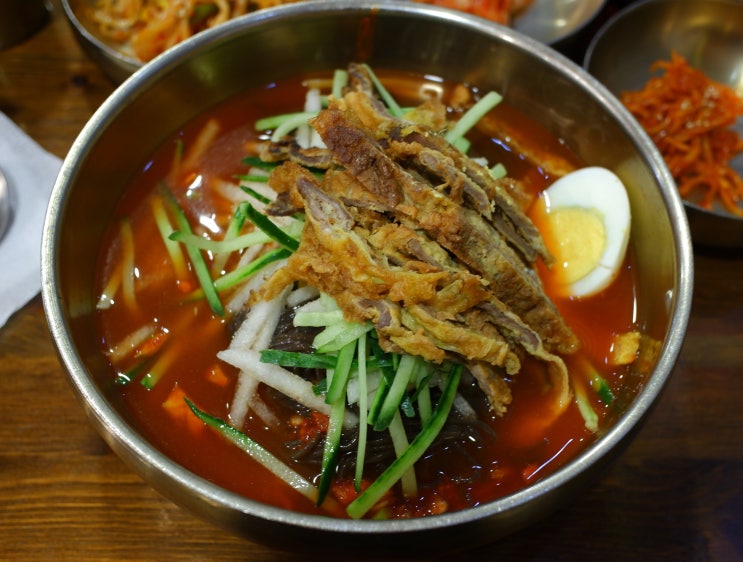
top-left (0, 112), bottom-right (62, 327)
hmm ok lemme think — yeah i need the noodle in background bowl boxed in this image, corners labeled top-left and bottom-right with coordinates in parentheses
top-left (584, 0), bottom-right (743, 248)
top-left (42, 1), bottom-right (693, 554)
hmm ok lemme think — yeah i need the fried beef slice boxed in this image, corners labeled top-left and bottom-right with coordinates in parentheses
top-left (258, 73), bottom-right (578, 414)
top-left (309, 96), bottom-right (578, 355)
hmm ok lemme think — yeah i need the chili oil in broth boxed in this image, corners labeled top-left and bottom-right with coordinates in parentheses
top-left (95, 70), bottom-right (640, 518)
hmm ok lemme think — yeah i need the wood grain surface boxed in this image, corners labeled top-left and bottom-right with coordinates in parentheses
top-left (1, 2), bottom-right (741, 560)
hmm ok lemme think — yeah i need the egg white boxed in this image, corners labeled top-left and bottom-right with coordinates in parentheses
top-left (540, 166), bottom-right (631, 298)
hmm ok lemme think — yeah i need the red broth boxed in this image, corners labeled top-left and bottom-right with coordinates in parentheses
top-left (95, 70), bottom-right (640, 518)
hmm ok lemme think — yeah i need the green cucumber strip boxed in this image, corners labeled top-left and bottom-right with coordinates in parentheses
top-left (346, 365), bottom-right (462, 519)
top-left (244, 203), bottom-right (300, 252)
top-left (169, 229), bottom-right (271, 254)
top-left (452, 137), bottom-right (471, 153)
top-left (213, 247), bottom-right (291, 293)
top-left (259, 347), bottom-right (389, 372)
top-left (325, 340), bottom-right (356, 405)
top-left (160, 185), bottom-right (224, 316)
top-left (259, 349), bottom-right (337, 370)
top-left (415, 373), bottom-right (433, 426)
top-left (444, 90), bottom-right (503, 147)
top-left (211, 201), bottom-right (250, 275)
top-left (332, 69), bottom-right (348, 99)
top-left (387, 411), bottom-right (416, 497)
top-left (185, 399), bottom-right (340, 513)
top-left (354, 334), bottom-right (369, 491)
top-left (574, 382), bottom-right (599, 433)
top-left (373, 354), bottom-right (418, 431)
top-left (150, 195), bottom-right (188, 280)
top-left (237, 175), bottom-right (270, 185)
top-left (313, 321), bottom-right (373, 354)
top-left (294, 309), bottom-right (345, 327)
top-left (255, 111), bottom-right (316, 133)
top-left (366, 338), bottom-right (395, 427)
top-left (240, 185), bottom-right (272, 206)
top-left (185, 248), bottom-right (290, 301)
top-left (590, 373), bottom-right (615, 405)
top-left (489, 162), bottom-right (507, 179)
top-left (361, 63), bottom-right (403, 118)
top-left (270, 112), bottom-right (318, 142)
top-left (241, 156), bottom-right (278, 172)
top-left (317, 356), bottom-right (352, 505)
top-left (172, 217), bottom-right (302, 255)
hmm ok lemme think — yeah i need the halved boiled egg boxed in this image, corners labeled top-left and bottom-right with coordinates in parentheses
top-left (535, 166), bottom-right (631, 298)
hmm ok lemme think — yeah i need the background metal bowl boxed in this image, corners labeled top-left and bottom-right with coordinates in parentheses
top-left (61, 0), bottom-right (140, 83)
top-left (42, 1), bottom-right (693, 554)
top-left (584, 0), bottom-right (743, 248)
top-left (513, 0), bottom-right (606, 48)
top-left (63, 0), bottom-right (608, 83)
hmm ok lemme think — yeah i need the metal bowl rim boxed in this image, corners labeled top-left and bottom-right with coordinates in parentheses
top-left (42, 0), bottom-right (694, 535)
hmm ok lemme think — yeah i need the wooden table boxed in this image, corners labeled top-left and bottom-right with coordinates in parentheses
top-left (1, 2), bottom-right (741, 560)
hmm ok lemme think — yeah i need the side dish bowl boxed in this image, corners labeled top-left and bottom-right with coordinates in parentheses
top-left (43, 1), bottom-right (693, 554)
top-left (63, 0), bottom-right (608, 84)
top-left (513, 0), bottom-right (607, 49)
top-left (584, 0), bottom-right (743, 248)
top-left (61, 0), bottom-right (141, 83)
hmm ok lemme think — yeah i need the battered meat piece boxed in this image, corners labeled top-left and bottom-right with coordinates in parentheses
top-left (257, 68), bottom-right (578, 414)
top-left (310, 101), bottom-right (578, 355)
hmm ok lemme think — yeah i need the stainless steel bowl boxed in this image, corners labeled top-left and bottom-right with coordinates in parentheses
top-left (61, 0), bottom-right (140, 83)
top-left (63, 0), bottom-right (608, 84)
top-left (42, 1), bottom-right (693, 554)
top-left (584, 0), bottom-right (743, 248)
top-left (514, 0), bottom-right (607, 48)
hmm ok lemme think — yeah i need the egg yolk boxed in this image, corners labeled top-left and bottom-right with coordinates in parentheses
top-left (543, 207), bottom-right (606, 285)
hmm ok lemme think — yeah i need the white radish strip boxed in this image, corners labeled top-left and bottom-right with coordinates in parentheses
top-left (345, 369), bottom-right (381, 406)
top-left (291, 88), bottom-right (321, 149)
top-left (388, 411), bottom-right (417, 497)
top-left (235, 242), bottom-right (266, 268)
top-left (179, 118), bottom-right (220, 173)
top-left (286, 285), bottom-right (319, 308)
top-left (107, 324), bottom-right (157, 363)
top-left (97, 259), bottom-right (122, 310)
top-left (230, 285), bottom-right (289, 351)
top-left (452, 393), bottom-right (477, 422)
top-left (228, 286), bottom-right (290, 426)
top-left (229, 374), bottom-right (259, 429)
top-left (219, 348), bottom-right (358, 428)
top-left (292, 297), bottom-right (324, 315)
top-left (247, 393), bottom-right (281, 428)
top-left (303, 87), bottom-right (325, 149)
top-left (119, 219), bottom-right (138, 312)
top-left (225, 257), bottom-right (286, 316)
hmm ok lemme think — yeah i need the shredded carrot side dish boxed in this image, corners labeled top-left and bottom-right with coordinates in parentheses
top-left (621, 52), bottom-right (743, 216)
top-left (87, 0), bottom-right (301, 62)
